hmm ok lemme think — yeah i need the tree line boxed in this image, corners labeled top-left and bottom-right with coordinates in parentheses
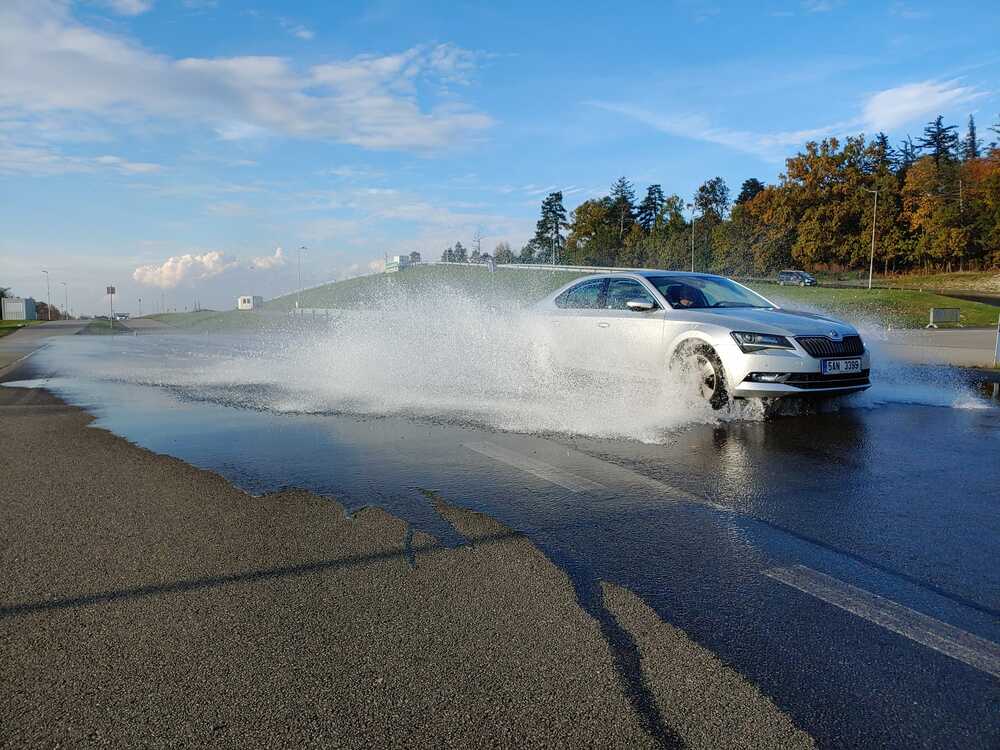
top-left (442, 113), bottom-right (1000, 275)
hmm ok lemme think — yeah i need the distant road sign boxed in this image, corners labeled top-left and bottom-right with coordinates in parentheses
top-left (106, 286), bottom-right (116, 295)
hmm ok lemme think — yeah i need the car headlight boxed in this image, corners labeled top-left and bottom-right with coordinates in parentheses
top-left (730, 331), bottom-right (794, 353)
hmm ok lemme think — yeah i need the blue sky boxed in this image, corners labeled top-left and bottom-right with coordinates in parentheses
top-left (1, 0), bottom-right (998, 314)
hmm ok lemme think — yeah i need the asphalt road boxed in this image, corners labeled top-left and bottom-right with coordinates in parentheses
top-left (883, 327), bottom-right (999, 367)
top-left (4, 330), bottom-right (999, 748)
top-left (0, 320), bottom-right (87, 369)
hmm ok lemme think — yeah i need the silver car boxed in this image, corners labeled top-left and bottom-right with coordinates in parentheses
top-left (535, 271), bottom-right (870, 408)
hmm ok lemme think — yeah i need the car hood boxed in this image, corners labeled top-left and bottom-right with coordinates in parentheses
top-left (682, 307), bottom-right (858, 337)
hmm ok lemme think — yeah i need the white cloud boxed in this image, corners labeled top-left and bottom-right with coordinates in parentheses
top-left (801, 0), bottom-right (835, 12)
top-left (0, 1), bottom-right (492, 155)
top-left (888, 1), bottom-right (929, 19)
top-left (861, 80), bottom-right (983, 131)
top-left (590, 101), bottom-right (847, 161)
top-left (250, 247), bottom-right (286, 270)
top-left (96, 0), bottom-right (154, 15)
top-left (278, 18), bottom-right (315, 40)
top-left (133, 251), bottom-right (237, 288)
top-left (0, 135), bottom-right (164, 175)
top-left (205, 200), bottom-right (254, 217)
top-left (592, 78), bottom-right (987, 161)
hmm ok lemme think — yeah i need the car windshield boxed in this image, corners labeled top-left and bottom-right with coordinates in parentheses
top-left (646, 275), bottom-right (774, 309)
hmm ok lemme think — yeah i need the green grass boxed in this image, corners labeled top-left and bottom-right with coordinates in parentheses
top-left (145, 310), bottom-right (275, 331)
top-left (0, 319), bottom-right (43, 338)
top-left (751, 283), bottom-right (1000, 328)
top-left (803, 270), bottom-right (1000, 294)
top-left (81, 319), bottom-right (129, 335)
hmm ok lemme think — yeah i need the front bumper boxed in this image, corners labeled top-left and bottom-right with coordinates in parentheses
top-left (724, 342), bottom-right (871, 400)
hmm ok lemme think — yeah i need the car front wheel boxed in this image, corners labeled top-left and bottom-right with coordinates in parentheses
top-left (676, 345), bottom-right (729, 410)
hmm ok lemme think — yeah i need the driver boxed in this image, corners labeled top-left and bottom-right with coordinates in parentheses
top-left (666, 284), bottom-right (702, 308)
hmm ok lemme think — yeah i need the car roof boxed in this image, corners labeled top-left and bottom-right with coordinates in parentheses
top-left (599, 270), bottom-right (725, 279)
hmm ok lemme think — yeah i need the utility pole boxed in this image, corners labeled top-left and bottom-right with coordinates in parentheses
top-left (138, 297), bottom-right (142, 317)
top-left (297, 246), bottom-right (307, 310)
top-left (61, 282), bottom-right (68, 320)
top-left (863, 188), bottom-right (879, 290)
top-left (42, 269), bottom-right (51, 320)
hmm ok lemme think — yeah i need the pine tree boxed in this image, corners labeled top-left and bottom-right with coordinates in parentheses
top-left (608, 177), bottom-right (636, 240)
top-left (872, 132), bottom-right (897, 172)
top-left (517, 242), bottom-right (536, 264)
top-left (990, 114), bottom-right (1000, 150)
top-left (532, 191), bottom-right (567, 264)
top-left (735, 178), bottom-right (765, 205)
top-left (917, 115), bottom-right (959, 167)
top-left (441, 246), bottom-right (453, 262)
top-left (452, 241), bottom-right (468, 263)
top-left (961, 115), bottom-right (980, 161)
top-left (636, 184), bottom-right (665, 231)
top-left (897, 136), bottom-right (918, 171)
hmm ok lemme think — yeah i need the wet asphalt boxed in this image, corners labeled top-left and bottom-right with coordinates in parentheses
top-left (4, 337), bottom-right (999, 749)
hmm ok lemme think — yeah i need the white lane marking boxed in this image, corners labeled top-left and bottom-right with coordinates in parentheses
top-left (464, 441), bottom-right (606, 493)
top-left (765, 565), bottom-right (1000, 679)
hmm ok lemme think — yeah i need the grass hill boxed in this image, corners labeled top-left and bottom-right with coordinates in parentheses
top-left (143, 263), bottom-right (999, 331)
top-left (266, 264), bottom-right (585, 310)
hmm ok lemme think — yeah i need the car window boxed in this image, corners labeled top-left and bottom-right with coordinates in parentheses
top-left (646, 275), bottom-right (774, 309)
top-left (605, 279), bottom-right (656, 310)
top-left (555, 278), bottom-right (606, 309)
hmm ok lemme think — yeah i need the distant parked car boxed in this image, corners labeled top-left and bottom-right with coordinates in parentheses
top-left (534, 271), bottom-right (870, 410)
top-left (777, 270), bottom-right (817, 286)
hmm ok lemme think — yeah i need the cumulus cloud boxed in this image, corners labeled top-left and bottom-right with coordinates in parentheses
top-left (133, 251), bottom-right (237, 288)
top-left (0, 1), bottom-right (492, 157)
top-left (250, 247), bottom-right (286, 270)
top-left (861, 80), bottom-right (984, 131)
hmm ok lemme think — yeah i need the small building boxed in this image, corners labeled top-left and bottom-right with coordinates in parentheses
top-left (384, 255), bottom-right (412, 273)
top-left (1, 297), bottom-right (37, 321)
top-left (237, 295), bottom-right (264, 311)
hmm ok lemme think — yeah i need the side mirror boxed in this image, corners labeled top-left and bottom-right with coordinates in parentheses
top-left (625, 299), bottom-right (655, 312)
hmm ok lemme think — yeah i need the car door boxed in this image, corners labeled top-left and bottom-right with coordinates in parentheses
top-left (589, 278), bottom-right (666, 373)
top-left (548, 277), bottom-right (608, 371)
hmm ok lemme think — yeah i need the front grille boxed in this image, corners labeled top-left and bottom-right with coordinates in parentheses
top-left (795, 335), bottom-right (864, 358)
top-left (784, 370), bottom-right (871, 390)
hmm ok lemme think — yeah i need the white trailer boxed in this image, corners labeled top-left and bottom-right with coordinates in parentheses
top-left (1, 297), bottom-right (37, 321)
top-left (238, 295), bottom-right (264, 311)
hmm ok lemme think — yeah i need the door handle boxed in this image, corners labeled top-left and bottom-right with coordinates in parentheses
top-left (597, 322), bottom-right (610, 328)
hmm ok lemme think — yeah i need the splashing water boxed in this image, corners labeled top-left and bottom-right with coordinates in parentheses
top-left (27, 284), bottom-right (991, 442)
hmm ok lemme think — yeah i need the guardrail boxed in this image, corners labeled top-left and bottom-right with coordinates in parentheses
top-left (994, 314), bottom-right (1000, 367)
top-left (926, 307), bottom-right (962, 328)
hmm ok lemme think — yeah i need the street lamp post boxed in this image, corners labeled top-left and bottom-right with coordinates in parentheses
top-left (297, 246), bottom-right (307, 311)
top-left (138, 297), bottom-right (142, 317)
top-left (61, 282), bottom-right (68, 320)
top-left (863, 187), bottom-right (879, 290)
top-left (42, 270), bottom-right (51, 320)
top-left (686, 203), bottom-right (697, 273)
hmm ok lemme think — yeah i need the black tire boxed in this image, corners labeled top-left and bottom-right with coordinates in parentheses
top-left (676, 344), bottom-right (729, 410)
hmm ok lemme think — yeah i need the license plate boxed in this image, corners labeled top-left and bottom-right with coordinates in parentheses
top-left (821, 358), bottom-right (862, 375)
